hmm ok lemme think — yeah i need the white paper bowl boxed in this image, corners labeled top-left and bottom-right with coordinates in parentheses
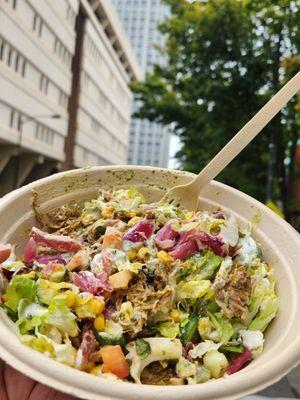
top-left (0, 166), bottom-right (299, 400)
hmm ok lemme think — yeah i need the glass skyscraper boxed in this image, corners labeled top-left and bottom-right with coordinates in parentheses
top-left (112, 0), bottom-right (171, 167)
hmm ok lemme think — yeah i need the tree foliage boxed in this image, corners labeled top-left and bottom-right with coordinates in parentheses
top-left (130, 0), bottom-right (300, 212)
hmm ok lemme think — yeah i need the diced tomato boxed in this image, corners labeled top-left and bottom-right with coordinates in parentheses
top-left (0, 244), bottom-right (11, 264)
top-left (102, 227), bottom-right (123, 250)
top-left (99, 345), bottom-right (130, 379)
top-left (30, 227), bottom-right (82, 252)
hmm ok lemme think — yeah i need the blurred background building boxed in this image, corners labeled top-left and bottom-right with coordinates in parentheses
top-left (0, 0), bottom-right (140, 196)
top-left (112, 0), bottom-right (171, 167)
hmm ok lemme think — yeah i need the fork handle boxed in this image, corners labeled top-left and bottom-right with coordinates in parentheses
top-left (190, 71), bottom-right (300, 192)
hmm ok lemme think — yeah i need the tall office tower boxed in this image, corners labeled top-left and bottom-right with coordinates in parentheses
top-left (0, 0), bottom-right (140, 195)
top-left (113, 0), bottom-right (171, 167)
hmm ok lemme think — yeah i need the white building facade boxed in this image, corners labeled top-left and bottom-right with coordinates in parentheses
top-left (112, 0), bottom-right (171, 167)
top-left (0, 0), bottom-right (140, 195)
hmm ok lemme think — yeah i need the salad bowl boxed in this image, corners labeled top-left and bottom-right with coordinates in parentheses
top-left (0, 165), bottom-right (299, 400)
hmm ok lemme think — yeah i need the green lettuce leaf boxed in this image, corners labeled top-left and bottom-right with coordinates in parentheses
top-left (198, 251), bottom-right (222, 279)
top-left (74, 292), bottom-right (96, 319)
top-left (17, 299), bottom-right (48, 334)
top-left (21, 333), bottom-right (77, 367)
top-left (5, 275), bottom-right (37, 312)
top-left (208, 312), bottom-right (234, 344)
top-left (249, 296), bottom-right (279, 332)
top-left (45, 295), bottom-right (78, 337)
top-left (37, 279), bottom-right (78, 306)
top-left (176, 278), bottom-right (211, 300)
top-left (247, 271), bottom-right (277, 325)
top-left (158, 321), bottom-right (180, 339)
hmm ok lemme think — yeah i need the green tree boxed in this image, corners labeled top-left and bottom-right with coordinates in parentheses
top-left (131, 0), bottom-right (300, 216)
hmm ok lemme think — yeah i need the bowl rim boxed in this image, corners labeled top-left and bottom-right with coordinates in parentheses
top-left (0, 165), bottom-right (299, 400)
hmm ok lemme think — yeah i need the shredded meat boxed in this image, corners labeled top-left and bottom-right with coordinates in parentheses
top-left (46, 203), bottom-right (83, 236)
top-left (215, 264), bottom-right (251, 320)
top-left (112, 272), bottom-right (174, 338)
top-left (125, 274), bottom-right (173, 314)
top-left (141, 362), bottom-right (176, 385)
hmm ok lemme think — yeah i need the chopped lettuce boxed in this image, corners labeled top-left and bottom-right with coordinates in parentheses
top-left (183, 251), bottom-right (222, 279)
top-left (37, 279), bottom-right (78, 306)
top-left (81, 201), bottom-right (102, 225)
top-left (21, 333), bottom-right (77, 367)
top-left (198, 251), bottom-right (222, 279)
top-left (189, 340), bottom-right (221, 359)
top-left (158, 321), bottom-right (180, 339)
top-left (74, 292), bottom-right (96, 319)
top-left (247, 272), bottom-right (277, 325)
top-left (176, 278), bottom-right (211, 300)
top-left (208, 312), bottom-right (234, 344)
top-left (96, 320), bottom-right (124, 345)
top-left (45, 295), bottom-right (79, 337)
top-left (17, 299), bottom-right (47, 334)
top-left (4, 275), bottom-right (37, 312)
top-left (249, 296), bottom-right (279, 332)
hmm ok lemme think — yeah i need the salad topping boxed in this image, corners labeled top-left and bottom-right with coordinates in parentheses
top-left (0, 186), bottom-right (278, 385)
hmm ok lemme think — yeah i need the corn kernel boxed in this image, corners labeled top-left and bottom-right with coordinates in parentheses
top-left (89, 365), bottom-right (103, 376)
top-left (86, 361), bottom-right (95, 372)
top-left (91, 298), bottom-right (105, 315)
top-left (170, 309), bottom-right (180, 323)
top-left (138, 246), bottom-right (151, 260)
top-left (186, 211), bottom-right (195, 219)
top-left (101, 207), bottom-right (114, 219)
top-left (94, 314), bottom-right (105, 331)
top-left (157, 250), bottom-right (174, 265)
top-left (128, 210), bottom-right (137, 218)
top-left (127, 250), bottom-right (138, 261)
top-left (2, 294), bottom-right (8, 303)
top-left (65, 291), bottom-right (76, 308)
top-left (128, 216), bottom-right (141, 227)
top-left (22, 271), bottom-right (35, 279)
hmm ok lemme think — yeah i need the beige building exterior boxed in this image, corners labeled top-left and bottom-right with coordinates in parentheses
top-left (0, 0), bottom-right (140, 195)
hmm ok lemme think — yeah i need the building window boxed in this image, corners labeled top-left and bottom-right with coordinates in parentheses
top-left (0, 40), bottom-right (4, 60)
top-left (7, 49), bottom-right (12, 66)
top-left (39, 75), bottom-right (48, 94)
top-left (33, 14), bottom-right (37, 31)
top-left (21, 59), bottom-right (26, 77)
top-left (14, 53), bottom-right (19, 72)
top-left (9, 109), bottom-right (20, 130)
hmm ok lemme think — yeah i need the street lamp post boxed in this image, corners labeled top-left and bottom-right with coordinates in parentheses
top-left (13, 114), bottom-right (61, 190)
